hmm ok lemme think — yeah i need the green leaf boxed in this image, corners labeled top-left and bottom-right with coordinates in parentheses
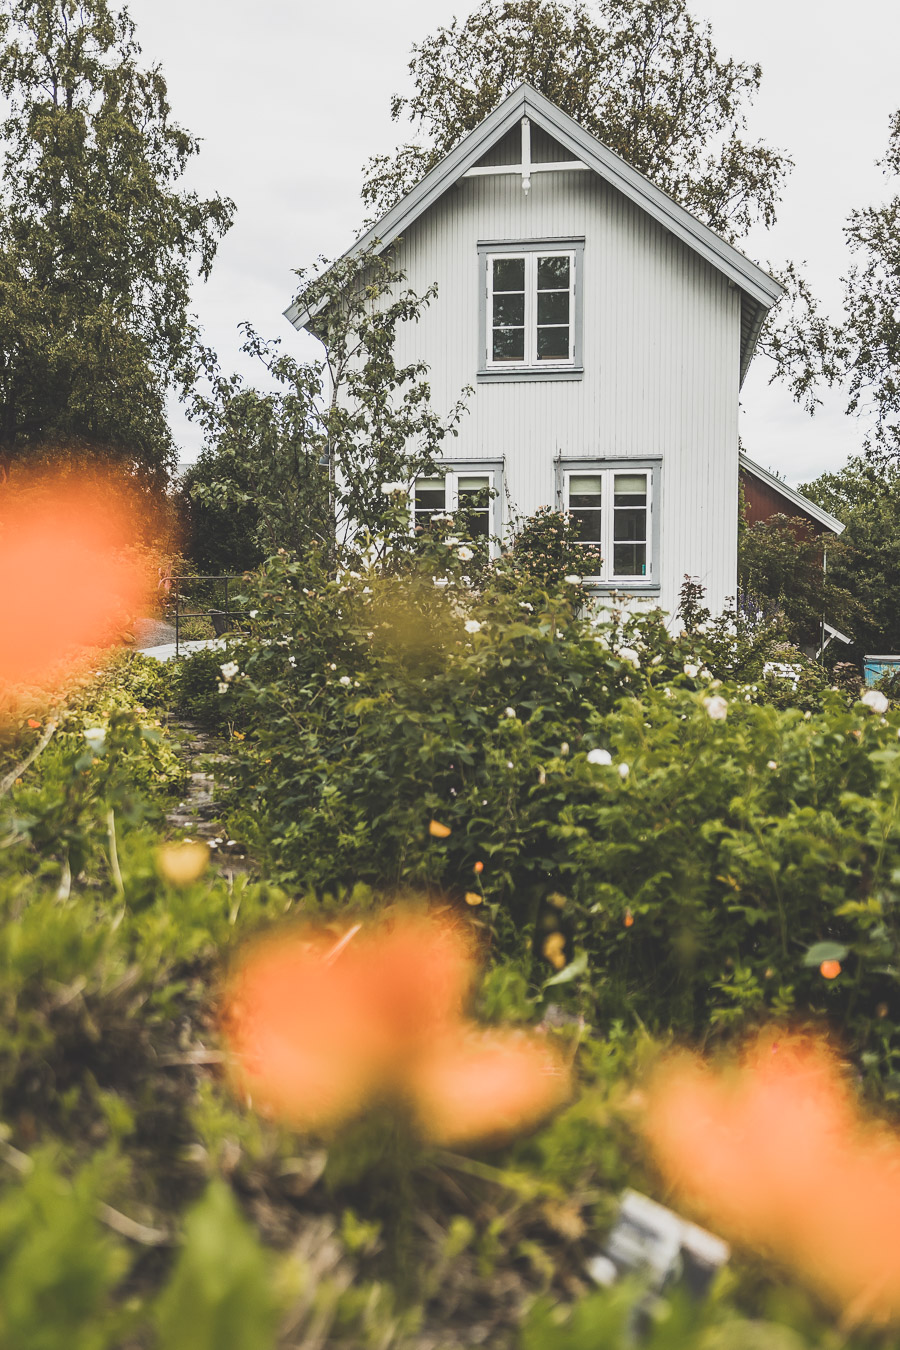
top-left (543, 949), bottom-right (588, 988)
top-left (154, 1180), bottom-right (280, 1350)
top-left (802, 941), bottom-right (849, 967)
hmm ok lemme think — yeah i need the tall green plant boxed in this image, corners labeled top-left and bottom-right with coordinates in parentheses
top-left (0, 0), bottom-right (234, 481)
top-left (189, 251), bottom-right (469, 568)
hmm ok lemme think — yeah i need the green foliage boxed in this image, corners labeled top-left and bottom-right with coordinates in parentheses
top-left (801, 456), bottom-right (900, 654)
top-left (0, 1153), bottom-right (130, 1350)
top-left (362, 0), bottom-right (791, 243)
top-left (844, 110), bottom-right (900, 461)
top-left (155, 1180), bottom-right (281, 1350)
top-left (738, 513), bottom-right (861, 650)
top-left (501, 507), bottom-right (602, 602)
top-left (169, 647), bottom-right (232, 728)
top-left (4, 586), bottom-right (900, 1348)
top-left (0, 0), bottom-right (233, 479)
top-left (214, 556), bottom-right (900, 1095)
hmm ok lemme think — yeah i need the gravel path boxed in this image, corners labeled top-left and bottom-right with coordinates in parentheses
top-left (133, 617), bottom-right (176, 648)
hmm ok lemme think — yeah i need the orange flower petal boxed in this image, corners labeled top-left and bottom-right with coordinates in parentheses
top-left (27, 718), bottom-right (41, 729)
top-left (644, 1034), bottom-right (900, 1322)
top-left (410, 1027), bottom-right (570, 1146)
top-left (0, 467), bottom-right (149, 685)
top-left (473, 860), bottom-right (484, 874)
top-left (464, 892), bottom-right (483, 906)
top-left (223, 915), bottom-right (473, 1129)
top-left (820, 959), bottom-right (841, 979)
top-left (429, 820), bottom-right (451, 838)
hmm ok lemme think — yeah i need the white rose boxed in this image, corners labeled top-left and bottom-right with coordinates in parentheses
top-left (617, 647), bottom-right (640, 669)
top-left (464, 619), bottom-right (482, 634)
top-left (586, 748), bottom-right (612, 766)
top-left (617, 762), bottom-right (630, 779)
top-left (504, 706), bottom-right (516, 718)
top-left (339, 675), bottom-right (351, 686)
top-left (703, 695), bottom-right (728, 721)
top-left (564, 574), bottom-right (582, 585)
top-left (380, 481), bottom-right (405, 495)
top-left (683, 663), bottom-right (699, 678)
top-left (83, 727), bottom-right (106, 750)
top-left (862, 689), bottom-right (889, 714)
top-left (457, 546), bottom-right (474, 562)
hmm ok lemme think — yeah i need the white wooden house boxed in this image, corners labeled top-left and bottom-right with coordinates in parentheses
top-left (287, 83), bottom-right (789, 616)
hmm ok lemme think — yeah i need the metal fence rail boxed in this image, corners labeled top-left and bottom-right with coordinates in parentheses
top-left (160, 574), bottom-right (247, 657)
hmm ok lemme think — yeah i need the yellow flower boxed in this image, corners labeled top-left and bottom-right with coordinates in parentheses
top-left (464, 892), bottom-right (483, 906)
top-left (156, 841), bottom-right (209, 886)
top-left (542, 932), bottom-right (566, 970)
top-left (428, 820), bottom-right (451, 838)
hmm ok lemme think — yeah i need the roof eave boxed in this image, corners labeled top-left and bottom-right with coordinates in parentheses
top-left (739, 452), bottom-right (845, 535)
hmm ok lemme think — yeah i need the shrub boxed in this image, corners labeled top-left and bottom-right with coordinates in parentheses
top-left (170, 648), bottom-right (233, 728)
top-left (214, 554), bottom-right (900, 1094)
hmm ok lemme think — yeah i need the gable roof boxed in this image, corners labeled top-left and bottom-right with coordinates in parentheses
top-left (285, 82), bottom-right (784, 383)
top-left (739, 452), bottom-right (845, 535)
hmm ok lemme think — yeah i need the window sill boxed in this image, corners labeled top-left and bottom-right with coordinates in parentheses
top-left (584, 581), bottom-right (660, 595)
top-left (477, 366), bottom-right (584, 384)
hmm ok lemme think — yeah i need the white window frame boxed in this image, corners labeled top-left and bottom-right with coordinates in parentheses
top-left (561, 466), bottom-right (654, 585)
top-left (485, 249), bottom-right (576, 369)
top-left (411, 467), bottom-right (502, 558)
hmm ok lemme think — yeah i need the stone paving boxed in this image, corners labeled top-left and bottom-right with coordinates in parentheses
top-left (165, 718), bottom-right (252, 875)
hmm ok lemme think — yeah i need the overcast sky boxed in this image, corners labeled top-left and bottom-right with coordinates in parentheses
top-left (127, 0), bottom-right (900, 487)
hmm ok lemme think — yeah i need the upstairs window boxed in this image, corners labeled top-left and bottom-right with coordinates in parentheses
top-left (562, 467), bottom-right (653, 583)
top-left (488, 251), bottom-right (574, 366)
top-left (478, 239), bottom-right (583, 380)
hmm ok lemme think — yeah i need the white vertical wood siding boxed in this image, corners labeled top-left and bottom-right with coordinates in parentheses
top-left (388, 168), bottom-right (742, 618)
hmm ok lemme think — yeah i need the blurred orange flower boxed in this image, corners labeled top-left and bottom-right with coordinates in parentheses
top-left (224, 912), bottom-right (569, 1144)
top-left (644, 1034), bottom-right (900, 1323)
top-left (820, 959), bottom-right (841, 979)
top-left (0, 467), bottom-right (148, 685)
top-left (428, 820), bottom-right (451, 838)
top-left (27, 718), bottom-right (41, 729)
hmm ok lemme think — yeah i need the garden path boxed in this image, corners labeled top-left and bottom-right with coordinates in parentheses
top-left (165, 717), bottom-right (253, 877)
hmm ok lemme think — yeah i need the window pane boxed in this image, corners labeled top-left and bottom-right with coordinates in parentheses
top-left (415, 479), bottom-right (445, 511)
top-left (614, 474), bottom-right (647, 504)
top-left (572, 509), bottom-right (601, 543)
top-left (537, 255), bottom-right (570, 288)
top-left (493, 327), bottom-right (525, 361)
top-left (493, 257), bottom-right (525, 290)
top-left (537, 326), bottom-right (570, 359)
top-left (458, 477), bottom-right (490, 538)
top-left (568, 475), bottom-right (601, 506)
top-left (613, 507), bottom-right (646, 542)
top-left (613, 542), bottom-right (647, 576)
top-left (537, 291), bottom-right (570, 325)
top-left (493, 293), bottom-right (525, 326)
